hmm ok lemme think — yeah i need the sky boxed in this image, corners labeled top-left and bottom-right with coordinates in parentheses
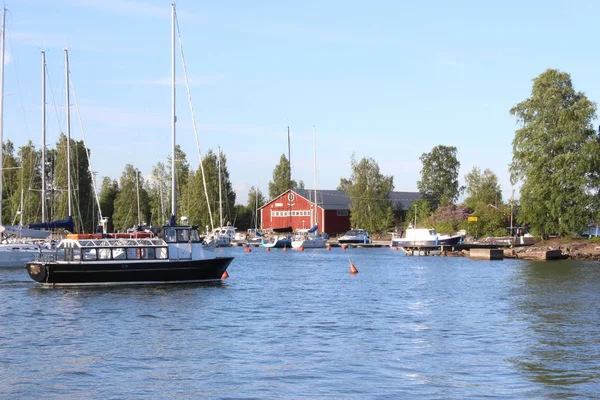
top-left (2, 0), bottom-right (600, 206)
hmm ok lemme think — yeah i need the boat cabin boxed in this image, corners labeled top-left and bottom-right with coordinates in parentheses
top-left (54, 237), bottom-right (169, 262)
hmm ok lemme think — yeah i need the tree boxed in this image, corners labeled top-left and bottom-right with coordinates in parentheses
top-left (339, 155), bottom-right (394, 233)
top-left (247, 186), bottom-right (265, 230)
top-left (112, 165), bottom-right (150, 231)
top-left (14, 142), bottom-right (42, 225)
top-left (99, 177), bottom-right (119, 232)
top-left (510, 68), bottom-right (600, 238)
top-left (417, 145), bottom-right (461, 209)
top-left (464, 166), bottom-right (502, 210)
top-left (2, 140), bottom-right (19, 223)
top-left (268, 154), bottom-right (298, 199)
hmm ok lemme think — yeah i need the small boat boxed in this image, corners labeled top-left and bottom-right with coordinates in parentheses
top-left (338, 229), bottom-right (371, 244)
top-left (390, 228), bottom-right (464, 247)
top-left (25, 225), bottom-right (233, 286)
top-left (211, 224), bottom-right (237, 247)
top-left (262, 235), bottom-right (292, 249)
top-left (291, 225), bottom-right (328, 249)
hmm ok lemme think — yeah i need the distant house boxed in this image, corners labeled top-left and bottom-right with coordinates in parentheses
top-left (259, 189), bottom-right (420, 234)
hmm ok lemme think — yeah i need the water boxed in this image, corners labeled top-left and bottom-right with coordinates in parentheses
top-left (1, 248), bottom-right (599, 399)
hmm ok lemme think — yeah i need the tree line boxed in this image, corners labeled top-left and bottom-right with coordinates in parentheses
top-left (3, 68), bottom-right (597, 239)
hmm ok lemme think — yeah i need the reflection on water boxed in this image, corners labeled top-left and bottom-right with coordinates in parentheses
top-left (1, 250), bottom-right (600, 399)
top-left (509, 260), bottom-right (600, 396)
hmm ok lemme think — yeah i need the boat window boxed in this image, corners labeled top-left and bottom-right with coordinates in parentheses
top-left (112, 248), bottom-right (126, 260)
top-left (141, 248), bottom-right (155, 259)
top-left (156, 247), bottom-right (168, 259)
top-left (73, 248), bottom-right (81, 261)
top-left (98, 248), bottom-right (111, 260)
top-left (56, 248), bottom-right (67, 261)
top-left (190, 229), bottom-right (200, 242)
top-left (177, 229), bottom-right (190, 243)
top-left (82, 249), bottom-right (97, 261)
top-left (429, 230), bottom-right (436, 236)
top-left (127, 248), bottom-right (140, 260)
top-left (164, 228), bottom-right (176, 243)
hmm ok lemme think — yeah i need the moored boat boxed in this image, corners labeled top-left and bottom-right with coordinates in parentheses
top-left (25, 225), bottom-right (233, 286)
top-left (262, 235), bottom-right (292, 249)
top-left (390, 228), bottom-right (464, 247)
top-left (291, 225), bottom-right (328, 249)
top-left (338, 229), bottom-right (371, 244)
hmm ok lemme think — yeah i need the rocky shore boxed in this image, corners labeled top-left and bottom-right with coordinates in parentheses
top-left (509, 238), bottom-right (600, 261)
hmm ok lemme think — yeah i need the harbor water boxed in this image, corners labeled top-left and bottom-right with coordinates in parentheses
top-left (1, 247), bottom-right (599, 399)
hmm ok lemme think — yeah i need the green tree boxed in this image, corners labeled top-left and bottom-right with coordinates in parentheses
top-left (247, 186), bottom-right (265, 230)
top-left (464, 166), bottom-right (502, 209)
top-left (339, 155), bottom-right (394, 233)
top-left (99, 177), bottom-right (119, 232)
top-left (268, 154), bottom-right (298, 199)
top-left (466, 204), bottom-right (509, 238)
top-left (13, 142), bottom-right (42, 225)
top-left (52, 134), bottom-right (94, 232)
top-left (510, 68), bottom-right (600, 238)
top-left (166, 144), bottom-right (190, 219)
top-left (2, 140), bottom-right (19, 224)
top-left (148, 161), bottom-right (168, 226)
top-left (417, 145), bottom-right (461, 209)
top-left (404, 199), bottom-right (433, 229)
top-left (112, 165), bottom-right (150, 231)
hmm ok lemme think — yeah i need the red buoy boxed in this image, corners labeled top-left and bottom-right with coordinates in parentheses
top-left (350, 263), bottom-right (358, 274)
top-left (266, 247), bottom-right (270, 252)
top-left (283, 247), bottom-right (287, 252)
top-left (393, 247), bottom-right (399, 251)
top-left (327, 246), bottom-right (331, 251)
top-left (221, 270), bottom-right (229, 279)
top-left (341, 244), bottom-right (347, 251)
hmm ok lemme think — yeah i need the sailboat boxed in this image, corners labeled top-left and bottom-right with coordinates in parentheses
top-left (25, 3), bottom-right (234, 285)
top-left (291, 126), bottom-right (327, 249)
top-left (0, 9), bottom-right (59, 268)
top-left (210, 147), bottom-right (235, 247)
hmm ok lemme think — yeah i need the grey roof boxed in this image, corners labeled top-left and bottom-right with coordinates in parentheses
top-left (293, 189), bottom-right (420, 211)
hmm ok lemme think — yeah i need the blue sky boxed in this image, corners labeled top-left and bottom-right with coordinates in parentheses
top-left (3, 0), bottom-right (600, 205)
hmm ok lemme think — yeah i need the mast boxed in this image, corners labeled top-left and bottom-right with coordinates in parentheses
top-left (0, 7), bottom-right (5, 225)
top-left (41, 50), bottom-right (46, 222)
top-left (64, 48), bottom-right (72, 217)
top-left (218, 146), bottom-right (223, 228)
top-left (313, 126), bottom-right (318, 229)
top-left (287, 126), bottom-right (291, 228)
top-left (170, 1), bottom-right (177, 223)
top-left (136, 170), bottom-right (141, 226)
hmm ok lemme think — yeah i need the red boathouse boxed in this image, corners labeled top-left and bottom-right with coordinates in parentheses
top-left (259, 189), bottom-right (420, 234)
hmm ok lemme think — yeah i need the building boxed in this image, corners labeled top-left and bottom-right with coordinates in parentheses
top-left (259, 189), bottom-right (420, 234)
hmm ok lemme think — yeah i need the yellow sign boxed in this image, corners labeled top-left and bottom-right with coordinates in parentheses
top-left (468, 216), bottom-right (478, 222)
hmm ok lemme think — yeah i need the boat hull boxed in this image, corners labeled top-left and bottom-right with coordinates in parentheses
top-left (391, 236), bottom-right (462, 248)
top-left (291, 238), bottom-right (327, 249)
top-left (338, 238), bottom-right (370, 244)
top-left (25, 257), bottom-right (234, 286)
top-left (262, 237), bottom-right (291, 248)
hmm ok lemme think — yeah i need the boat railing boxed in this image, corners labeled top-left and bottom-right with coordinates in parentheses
top-left (34, 253), bottom-right (56, 263)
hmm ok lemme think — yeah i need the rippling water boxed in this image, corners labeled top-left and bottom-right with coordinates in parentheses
top-left (1, 248), bottom-right (599, 399)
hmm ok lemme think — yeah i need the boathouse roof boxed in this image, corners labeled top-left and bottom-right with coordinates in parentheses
top-left (261, 189), bottom-right (420, 211)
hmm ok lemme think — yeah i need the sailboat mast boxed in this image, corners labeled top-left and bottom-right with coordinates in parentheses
top-left (64, 48), bottom-right (72, 217)
top-left (313, 126), bottom-right (318, 229)
top-left (0, 7), bottom-right (5, 225)
top-left (136, 170), bottom-right (141, 226)
top-left (41, 50), bottom-right (46, 222)
top-left (218, 146), bottom-right (223, 228)
top-left (287, 126), bottom-right (291, 228)
top-left (170, 1), bottom-right (177, 223)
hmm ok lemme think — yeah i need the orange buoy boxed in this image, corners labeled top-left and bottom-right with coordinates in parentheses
top-left (299, 247), bottom-right (304, 252)
top-left (247, 247), bottom-right (252, 253)
top-left (283, 247), bottom-right (287, 252)
top-left (393, 247), bottom-right (399, 251)
top-left (327, 246), bottom-right (331, 251)
top-left (266, 247), bottom-right (271, 252)
top-left (350, 263), bottom-right (358, 274)
top-left (221, 270), bottom-right (229, 279)
top-left (341, 244), bottom-right (347, 251)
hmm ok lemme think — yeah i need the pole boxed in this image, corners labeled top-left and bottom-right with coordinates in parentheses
top-left (64, 48), bottom-right (72, 217)
top-left (0, 8), bottom-right (6, 225)
top-left (287, 126), bottom-right (292, 228)
top-left (136, 170), bottom-right (141, 226)
top-left (41, 50), bottom-right (46, 222)
top-left (313, 126), bottom-right (318, 229)
top-left (170, 2), bottom-right (177, 223)
top-left (218, 146), bottom-right (223, 228)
